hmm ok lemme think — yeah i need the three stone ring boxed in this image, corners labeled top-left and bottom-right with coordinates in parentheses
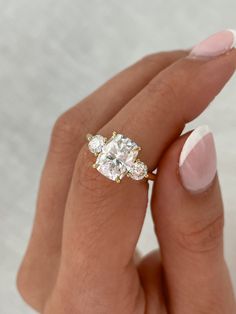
top-left (87, 132), bottom-right (156, 183)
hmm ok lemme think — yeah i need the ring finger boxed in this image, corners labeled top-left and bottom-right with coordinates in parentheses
top-left (17, 50), bottom-right (186, 312)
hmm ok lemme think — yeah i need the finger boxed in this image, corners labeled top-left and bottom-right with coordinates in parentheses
top-left (151, 126), bottom-right (236, 313)
top-left (138, 250), bottom-right (167, 314)
top-left (17, 50), bottom-right (186, 311)
top-left (49, 31), bottom-right (236, 311)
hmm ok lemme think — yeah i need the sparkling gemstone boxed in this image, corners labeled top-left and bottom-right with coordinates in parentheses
top-left (88, 135), bottom-right (106, 154)
top-left (129, 160), bottom-right (148, 180)
top-left (95, 134), bottom-right (139, 181)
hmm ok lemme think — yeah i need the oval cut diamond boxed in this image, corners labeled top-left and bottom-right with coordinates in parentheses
top-left (95, 134), bottom-right (139, 181)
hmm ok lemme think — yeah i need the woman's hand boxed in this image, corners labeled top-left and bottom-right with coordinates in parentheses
top-left (17, 30), bottom-right (236, 314)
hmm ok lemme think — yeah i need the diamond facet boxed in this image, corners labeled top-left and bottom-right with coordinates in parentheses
top-left (128, 160), bottom-right (148, 180)
top-left (88, 135), bottom-right (106, 154)
top-left (95, 134), bottom-right (139, 181)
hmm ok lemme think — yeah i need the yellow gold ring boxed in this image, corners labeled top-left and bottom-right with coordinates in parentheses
top-left (87, 132), bottom-right (156, 183)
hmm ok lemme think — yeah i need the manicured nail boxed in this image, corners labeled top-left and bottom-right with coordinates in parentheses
top-left (190, 29), bottom-right (236, 58)
top-left (179, 125), bottom-right (217, 193)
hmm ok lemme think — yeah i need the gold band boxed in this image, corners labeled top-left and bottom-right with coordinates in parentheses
top-left (146, 172), bottom-right (156, 181)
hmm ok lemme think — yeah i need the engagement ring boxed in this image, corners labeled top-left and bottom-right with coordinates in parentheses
top-left (87, 132), bottom-right (155, 183)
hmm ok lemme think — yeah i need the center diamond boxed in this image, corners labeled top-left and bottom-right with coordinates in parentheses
top-left (95, 133), bottom-right (139, 181)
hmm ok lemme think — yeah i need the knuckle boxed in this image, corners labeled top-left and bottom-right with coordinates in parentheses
top-left (176, 214), bottom-right (224, 253)
top-left (140, 78), bottom-right (181, 126)
top-left (146, 77), bottom-right (178, 104)
top-left (50, 109), bottom-right (87, 158)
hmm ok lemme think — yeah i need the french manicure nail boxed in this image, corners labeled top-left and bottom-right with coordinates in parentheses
top-left (179, 125), bottom-right (217, 193)
top-left (190, 29), bottom-right (236, 58)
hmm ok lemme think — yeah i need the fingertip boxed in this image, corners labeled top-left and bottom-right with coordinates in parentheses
top-left (179, 125), bottom-right (217, 194)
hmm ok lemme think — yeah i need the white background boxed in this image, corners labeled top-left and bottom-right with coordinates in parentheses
top-left (0, 0), bottom-right (236, 313)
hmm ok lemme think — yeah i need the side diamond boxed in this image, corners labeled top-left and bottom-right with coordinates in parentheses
top-left (128, 161), bottom-right (148, 180)
top-left (88, 135), bottom-right (106, 154)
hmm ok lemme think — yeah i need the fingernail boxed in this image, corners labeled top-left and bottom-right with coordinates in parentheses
top-left (190, 29), bottom-right (236, 58)
top-left (179, 125), bottom-right (217, 193)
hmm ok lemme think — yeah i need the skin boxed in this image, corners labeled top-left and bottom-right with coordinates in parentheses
top-left (17, 49), bottom-right (236, 314)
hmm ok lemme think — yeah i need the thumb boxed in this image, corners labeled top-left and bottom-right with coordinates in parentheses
top-left (151, 125), bottom-right (236, 314)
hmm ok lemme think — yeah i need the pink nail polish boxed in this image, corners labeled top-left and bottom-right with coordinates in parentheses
top-left (179, 125), bottom-right (217, 193)
top-left (190, 29), bottom-right (236, 58)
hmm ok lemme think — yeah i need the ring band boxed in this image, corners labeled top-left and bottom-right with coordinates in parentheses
top-left (86, 132), bottom-right (156, 183)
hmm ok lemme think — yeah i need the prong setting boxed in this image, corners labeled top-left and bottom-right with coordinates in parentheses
top-left (86, 133), bottom-right (93, 141)
top-left (87, 131), bottom-right (151, 182)
top-left (115, 177), bottom-right (121, 183)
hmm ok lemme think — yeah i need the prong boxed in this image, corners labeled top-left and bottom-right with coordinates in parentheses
top-left (86, 133), bottom-right (93, 141)
top-left (136, 158), bottom-right (140, 162)
top-left (145, 174), bottom-right (149, 178)
top-left (112, 131), bottom-right (117, 138)
top-left (92, 163), bottom-right (97, 169)
top-left (126, 173), bottom-right (131, 178)
top-left (115, 177), bottom-right (121, 183)
top-left (137, 146), bottom-right (141, 151)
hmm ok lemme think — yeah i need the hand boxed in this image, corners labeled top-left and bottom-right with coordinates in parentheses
top-left (17, 30), bottom-right (236, 314)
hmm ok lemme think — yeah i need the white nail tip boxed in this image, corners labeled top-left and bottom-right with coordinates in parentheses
top-left (227, 29), bottom-right (236, 48)
top-left (179, 125), bottom-right (211, 167)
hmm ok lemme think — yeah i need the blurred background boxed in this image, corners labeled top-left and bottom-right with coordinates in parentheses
top-left (0, 0), bottom-right (236, 313)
